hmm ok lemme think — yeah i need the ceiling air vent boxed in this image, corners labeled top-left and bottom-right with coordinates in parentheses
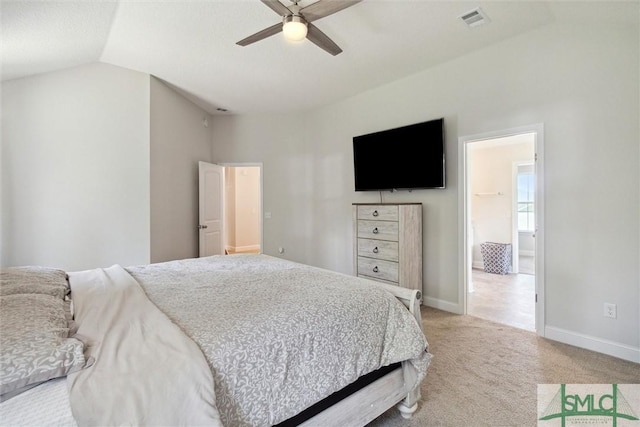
top-left (460, 7), bottom-right (490, 27)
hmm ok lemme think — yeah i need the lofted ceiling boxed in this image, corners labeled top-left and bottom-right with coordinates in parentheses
top-left (1, 1), bottom-right (636, 115)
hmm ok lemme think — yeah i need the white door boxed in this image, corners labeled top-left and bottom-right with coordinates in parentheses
top-left (198, 161), bottom-right (224, 257)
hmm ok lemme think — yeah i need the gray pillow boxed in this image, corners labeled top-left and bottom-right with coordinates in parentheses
top-left (0, 266), bottom-right (70, 300)
top-left (0, 293), bottom-right (87, 401)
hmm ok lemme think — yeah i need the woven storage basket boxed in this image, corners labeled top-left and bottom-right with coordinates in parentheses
top-left (480, 242), bottom-right (512, 275)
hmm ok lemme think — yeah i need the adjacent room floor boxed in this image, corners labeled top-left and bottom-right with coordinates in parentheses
top-left (467, 256), bottom-right (535, 331)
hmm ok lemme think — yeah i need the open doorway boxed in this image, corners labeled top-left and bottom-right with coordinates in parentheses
top-left (459, 124), bottom-right (545, 335)
top-left (222, 164), bottom-right (263, 255)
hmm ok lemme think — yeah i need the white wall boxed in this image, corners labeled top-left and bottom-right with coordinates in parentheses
top-left (1, 63), bottom-right (150, 271)
top-left (149, 77), bottom-right (212, 263)
top-left (212, 19), bottom-right (639, 360)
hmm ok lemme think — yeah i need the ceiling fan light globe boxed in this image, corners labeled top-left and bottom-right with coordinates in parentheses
top-left (283, 17), bottom-right (307, 42)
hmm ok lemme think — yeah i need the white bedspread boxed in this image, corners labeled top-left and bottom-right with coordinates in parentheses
top-left (66, 265), bottom-right (222, 426)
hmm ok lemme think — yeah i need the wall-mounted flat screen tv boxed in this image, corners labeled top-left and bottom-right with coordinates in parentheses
top-left (353, 117), bottom-right (445, 191)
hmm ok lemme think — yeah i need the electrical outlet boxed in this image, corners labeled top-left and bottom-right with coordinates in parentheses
top-left (604, 303), bottom-right (617, 319)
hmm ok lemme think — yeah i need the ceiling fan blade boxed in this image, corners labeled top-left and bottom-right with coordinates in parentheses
top-left (301, 0), bottom-right (363, 23)
top-left (236, 22), bottom-right (283, 46)
top-left (260, 0), bottom-right (292, 16)
top-left (306, 23), bottom-right (342, 56)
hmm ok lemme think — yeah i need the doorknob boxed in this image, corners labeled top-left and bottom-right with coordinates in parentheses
top-left (198, 225), bottom-right (208, 229)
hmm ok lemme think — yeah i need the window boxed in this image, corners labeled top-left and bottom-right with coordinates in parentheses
top-left (517, 172), bottom-right (535, 232)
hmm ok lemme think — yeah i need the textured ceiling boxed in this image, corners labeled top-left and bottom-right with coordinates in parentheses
top-left (1, 1), bottom-right (636, 115)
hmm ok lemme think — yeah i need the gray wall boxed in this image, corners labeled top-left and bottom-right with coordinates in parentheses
top-left (150, 77), bottom-right (213, 263)
top-left (211, 19), bottom-right (639, 360)
top-left (1, 63), bottom-right (151, 270)
top-left (1, 66), bottom-right (213, 269)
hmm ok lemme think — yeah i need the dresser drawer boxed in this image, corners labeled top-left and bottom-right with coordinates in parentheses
top-left (357, 220), bottom-right (398, 241)
top-left (357, 238), bottom-right (398, 262)
top-left (357, 257), bottom-right (399, 283)
top-left (356, 205), bottom-right (398, 221)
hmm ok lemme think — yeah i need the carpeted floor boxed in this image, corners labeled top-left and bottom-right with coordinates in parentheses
top-left (368, 306), bottom-right (640, 426)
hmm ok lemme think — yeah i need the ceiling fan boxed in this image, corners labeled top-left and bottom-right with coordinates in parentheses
top-left (236, 0), bottom-right (363, 56)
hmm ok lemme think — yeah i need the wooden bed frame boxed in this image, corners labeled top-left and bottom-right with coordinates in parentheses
top-left (301, 282), bottom-right (425, 426)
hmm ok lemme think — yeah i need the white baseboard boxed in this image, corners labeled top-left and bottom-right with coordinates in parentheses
top-left (226, 244), bottom-right (260, 253)
top-left (472, 261), bottom-right (484, 270)
top-left (519, 250), bottom-right (535, 257)
top-left (544, 326), bottom-right (640, 363)
top-left (423, 296), bottom-right (462, 315)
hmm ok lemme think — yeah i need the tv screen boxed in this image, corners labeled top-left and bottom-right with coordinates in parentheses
top-left (353, 118), bottom-right (445, 191)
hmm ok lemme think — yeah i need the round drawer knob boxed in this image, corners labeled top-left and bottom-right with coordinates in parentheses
top-left (373, 247), bottom-right (379, 254)
top-left (373, 266), bottom-right (379, 273)
top-left (372, 227), bottom-right (379, 234)
top-left (373, 210), bottom-right (379, 217)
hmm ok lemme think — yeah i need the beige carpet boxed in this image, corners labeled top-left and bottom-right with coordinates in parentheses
top-left (368, 307), bottom-right (639, 426)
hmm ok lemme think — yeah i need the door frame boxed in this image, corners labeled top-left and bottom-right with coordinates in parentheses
top-left (458, 123), bottom-right (545, 336)
top-left (511, 160), bottom-right (535, 274)
top-left (218, 162), bottom-right (264, 254)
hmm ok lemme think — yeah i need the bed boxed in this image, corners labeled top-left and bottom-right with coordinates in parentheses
top-left (0, 254), bottom-right (432, 426)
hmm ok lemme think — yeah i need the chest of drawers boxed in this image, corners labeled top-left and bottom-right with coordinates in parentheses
top-left (352, 203), bottom-right (422, 297)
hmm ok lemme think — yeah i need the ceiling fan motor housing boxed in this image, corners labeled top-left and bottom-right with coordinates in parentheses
top-left (283, 14), bottom-right (306, 25)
